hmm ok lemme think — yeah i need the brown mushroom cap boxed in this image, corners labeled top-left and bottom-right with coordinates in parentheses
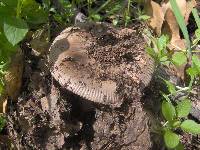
top-left (49, 27), bottom-right (120, 107)
top-left (49, 25), bottom-right (155, 107)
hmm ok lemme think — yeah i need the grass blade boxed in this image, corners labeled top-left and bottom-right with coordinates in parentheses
top-left (169, 0), bottom-right (191, 54)
top-left (192, 8), bottom-right (200, 29)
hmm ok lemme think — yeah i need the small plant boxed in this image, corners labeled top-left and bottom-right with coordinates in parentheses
top-left (0, 0), bottom-right (49, 95)
top-left (169, 0), bottom-right (191, 54)
top-left (146, 32), bottom-right (200, 149)
top-left (136, 8), bottom-right (150, 21)
top-left (145, 33), bottom-right (170, 66)
top-left (52, 0), bottom-right (146, 26)
top-left (71, 0), bottom-right (143, 26)
top-left (52, 0), bottom-right (75, 25)
top-left (161, 81), bottom-right (200, 149)
top-left (145, 1), bottom-right (200, 149)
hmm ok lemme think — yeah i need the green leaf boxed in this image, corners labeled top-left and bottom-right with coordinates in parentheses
top-left (174, 143), bottom-right (184, 150)
top-left (0, 5), bottom-right (15, 16)
top-left (195, 29), bottom-right (200, 39)
top-left (0, 79), bottom-right (6, 93)
top-left (186, 55), bottom-right (200, 77)
top-left (125, 14), bottom-right (131, 26)
top-left (160, 56), bottom-right (168, 62)
top-left (95, 0), bottom-right (112, 14)
top-left (164, 130), bottom-right (180, 149)
top-left (186, 66), bottom-right (199, 77)
top-left (169, 0), bottom-right (191, 53)
top-left (0, 6), bottom-right (15, 27)
top-left (21, 0), bottom-right (48, 25)
top-left (176, 99), bottom-right (191, 118)
top-left (192, 55), bottom-right (200, 71)
top-left (138, 15), bottom-right (150, 21)
top-left (181, 120), bottom-right (200, 134)
top-left (42, 0), bottom-right (50, 10)
top-left (164, 80), bottom-right (176, 94)
top-left (0, 0), bottom-right (18, 7)
top-left (172, 120), bottom-right (181, 128)
top-left (157, 35), bottom-right (169, 51)
top-left (90, 14), bottom-right (101, 21)
top-left (0, 32), bottom-right (17, 56)
top-left (162, 100), bottom-right (176, 121)
top-left (162, 93), bottom-right (171, 103)
top-left (3, 17), bottom-right (28, 46)
top-left (112, 19), bottom-right (118, 26)
top-left (106, 2), bottom-right (122, 15)
top-left (172, 52), bottom-right (187, 66)
top-left (145, 47), bottom-right (157, 60)
top-left (192, 8), bottom-right (200, 29)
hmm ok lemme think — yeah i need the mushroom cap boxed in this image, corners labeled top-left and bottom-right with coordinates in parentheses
top-left (49, 27), bottom-right (120, 107)
top-left (49, 25), bottom-right (155, 107)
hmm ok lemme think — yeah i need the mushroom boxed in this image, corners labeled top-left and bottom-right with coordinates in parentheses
top-left (49, 27), bottom-right (120, 107)
top-left (49, 24), bottom-right (155, 107)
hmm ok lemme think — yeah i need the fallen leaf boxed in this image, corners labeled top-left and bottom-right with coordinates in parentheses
top-left (144, 0), bottom-right (164, 35)
top-left (162, 9), bottom-right (180, 44)
top-left (4, 48), bottom-right (23, 101)
top-left (0, 48), bottom-right (23, 113)
top-left (30, 27), bottom-right (50, 56)
top-left (161, 0), bottom-right (187, 17)
top-left (161, 0), bottom-right (187, 49)
top-left (185, 0), bottom-right (197, 24)
top-left (0, 98), bottom-right (7, 113)
top-left (145, 0), bottom-right (196, 50)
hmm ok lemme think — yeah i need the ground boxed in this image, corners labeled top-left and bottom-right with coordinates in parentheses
top-left (1, 22), bottom-right (199, 149)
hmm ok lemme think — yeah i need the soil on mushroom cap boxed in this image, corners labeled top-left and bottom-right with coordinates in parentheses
top-left (85, 25), bottom-right (149, 99)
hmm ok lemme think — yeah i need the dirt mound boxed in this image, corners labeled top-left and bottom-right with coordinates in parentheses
top-left (7, 23), bottom-right (153, 149)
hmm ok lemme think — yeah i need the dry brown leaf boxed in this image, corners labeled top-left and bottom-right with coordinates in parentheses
top-left (163, 9), bottom-right (180, 41)
top-left (161, 0), bottom-right (187, 17)
top-left (145, 0), bottom-right (196, 81)
top-left (30, 29), bottom-right (50, 56)
top-left (161, 0), bottom-right (187, 49)
top-left (144, 0), bottom-right (164, 35)
top-left (185, 0), bottom-right (197, 24)
top-left (146, 0), bottom-right (196, 50)
top-left (161, 0), bottom-right (197, 50)
top-left (0, 48), bottom-right (23, 113)
top-left (0, 99), bottom-right (7, 114)
top-left (4, 48), bottom-right (23, 100)
top-left (161, 0), bottom-right (188, 79)
top-left (0, 49), bottom-right (23, 113)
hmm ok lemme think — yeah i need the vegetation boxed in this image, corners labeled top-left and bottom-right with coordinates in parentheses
top-left (0, 0), bottom-right (49, 93)
top-left (0, 0), bottom-right (199, 149)
top-left (146, 1), bottom-right (200, 149)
